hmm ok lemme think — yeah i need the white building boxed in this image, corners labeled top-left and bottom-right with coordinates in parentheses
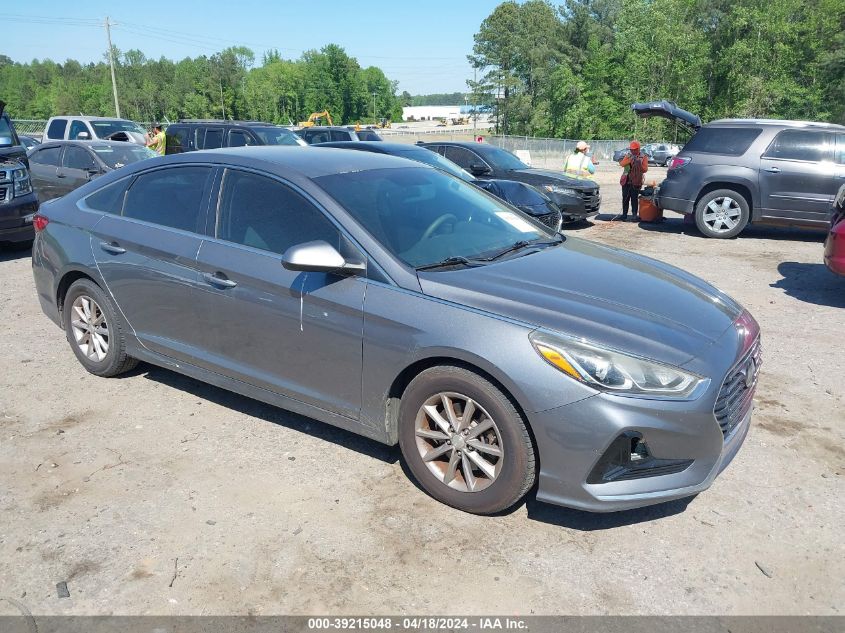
top-left (401, 105), bottom-right (463, 121)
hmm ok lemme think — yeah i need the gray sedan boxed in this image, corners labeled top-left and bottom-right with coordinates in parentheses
top-left (30, 147), bottom-right (760, 514)
top-left (28, 141), bottom-right (156, 202)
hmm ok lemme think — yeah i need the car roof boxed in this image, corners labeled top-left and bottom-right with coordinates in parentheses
top-left (48, 116), bottom-right (132, 122)
top-left (705, 119), bottom-right (845, 130)
top-left (300, 126), bottom-right (361, 132)
top-left (175, 145), bottom-right (429, 178)
top-left (420, 140), bottom-right (496, 153)
top-left (174, 120), bottom-right (285, 127)
top-left (313, 141), bottom-right (422, 153)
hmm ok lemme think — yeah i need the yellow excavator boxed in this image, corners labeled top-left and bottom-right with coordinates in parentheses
top-left (298, 110), bottom-right (333, 127)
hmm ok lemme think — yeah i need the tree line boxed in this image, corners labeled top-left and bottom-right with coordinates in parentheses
top-left (0, 44), bottom-right (403, 126)
top-left (469, 0), bottom-right (845, 141)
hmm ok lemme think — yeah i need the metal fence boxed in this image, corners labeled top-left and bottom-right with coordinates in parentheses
top-left (11, 119), bottom-right (626, 169)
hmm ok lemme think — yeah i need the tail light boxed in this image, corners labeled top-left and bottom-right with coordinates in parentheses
top-left (668, 156), bottom-right (691, 170)
top-left (33, 214), bottom-right (49, 233)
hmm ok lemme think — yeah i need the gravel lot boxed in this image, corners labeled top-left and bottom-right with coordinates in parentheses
top-left (0, 167), bottom-right (843, 616)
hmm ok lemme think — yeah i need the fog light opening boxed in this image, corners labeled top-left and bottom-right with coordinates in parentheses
top-left (587, 432), bottom-right (693, 484)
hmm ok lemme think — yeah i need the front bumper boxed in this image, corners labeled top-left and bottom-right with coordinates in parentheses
top-left (528, 392), bottom-right (752, 512)
top-left (551, 189), bottom-right (601, 220)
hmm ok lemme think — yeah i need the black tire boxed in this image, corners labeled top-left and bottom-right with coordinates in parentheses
top-left (62, 278), bottom-right (138, 377)
top-left (694, 188), bottom-right (750, 239)
top-left (398, 366), bottom-right (536, 515)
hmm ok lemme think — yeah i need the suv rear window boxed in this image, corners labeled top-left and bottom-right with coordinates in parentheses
top-left (683, 127), bottom-right (762, 156)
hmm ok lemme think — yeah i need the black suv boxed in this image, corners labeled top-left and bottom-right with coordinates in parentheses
top-left (0, 100), bottom-right (38, 245)
top-left (634, 101), bottom-right (845, 238)
top-left (421, 141), bottom-right (600, 222)
top-left (297, 126), bottom-right (383, 144)
top-left (164, 120), bottom-right (305, 154)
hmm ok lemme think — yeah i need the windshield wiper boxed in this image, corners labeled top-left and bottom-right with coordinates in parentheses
top-left (416, 256), bottom-right (487, 271)
top-left (484, 234), bottom-right (564, 261)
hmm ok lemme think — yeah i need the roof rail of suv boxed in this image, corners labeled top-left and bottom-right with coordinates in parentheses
top-left (175, 119), bottom-right (277, 125)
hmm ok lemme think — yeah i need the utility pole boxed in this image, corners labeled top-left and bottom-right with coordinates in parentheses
top-left (473, 67), bottom-right (477, 133)
top-left (104, 17), bottom-right (120, 118)
top-left (372, 92), bottom-right (377, 123)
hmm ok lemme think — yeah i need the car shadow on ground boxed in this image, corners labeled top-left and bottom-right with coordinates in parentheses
top-left (632, 216), bottom-right (828, 242)
top-left (0, 243), bottom-right (32, 262)
top-left (133, 364), bottom-right (400, 465)
top-left (524, 494), bottom-right (694, 530)
top-left (129, 365), bottom-right (697, 529)
top-left (561, 219), bottom-right (596, 231)
top-left (771, 262), bottom-right (845, 308)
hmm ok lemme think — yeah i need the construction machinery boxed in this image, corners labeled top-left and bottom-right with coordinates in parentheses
top-left (298, 110), bottom-right (333, 128)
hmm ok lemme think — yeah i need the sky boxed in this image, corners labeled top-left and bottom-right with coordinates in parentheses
top-left (3, 0), bottom-right (504, 95)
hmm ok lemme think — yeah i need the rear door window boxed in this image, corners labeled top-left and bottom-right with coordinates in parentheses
top-left (200, 128), bottom-right (224, 150)
top-left (683, 127), bottom-right (762, 156)
top-left (330, 130), bottom-right (353, 142)
top-left (836, 134), bottom-right (845, 165)
top-left (30, 146), bottom-right (62, 166)
top-left (123, 166), bottom-right (213, 233)
top-left (46, 119), bottom-right (68, 140)
top-left (763, 130), bottom-right (833, 163)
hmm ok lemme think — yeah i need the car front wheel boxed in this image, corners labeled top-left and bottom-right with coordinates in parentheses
top-left (62, 278), bottom-right (138, 377)
top-left (694, 189), bottom-right (750, 238)
top-left (398, 366), bottom-right (536, 514)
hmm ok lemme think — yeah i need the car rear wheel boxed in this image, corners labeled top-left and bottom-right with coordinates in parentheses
top-left (62, 279), bottom-right (138, 377)
top-left (695, 189), bottom-right (749, 238)
top-left (398, 366), bottom-right (536, 514)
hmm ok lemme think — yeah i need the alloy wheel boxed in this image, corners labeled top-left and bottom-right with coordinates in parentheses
top-left (702, 196), bottom-right (742, 233)
top-left (70, 295), bottom-right (110, 362)
top-left (414, 392), bottom-right (504, 492)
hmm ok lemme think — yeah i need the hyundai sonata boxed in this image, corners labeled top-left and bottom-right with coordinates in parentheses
top-left (31, 147), bottom-right (760, 514)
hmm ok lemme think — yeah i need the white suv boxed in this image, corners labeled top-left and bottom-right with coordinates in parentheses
top-left (43, 116), bottom-right (146, 145)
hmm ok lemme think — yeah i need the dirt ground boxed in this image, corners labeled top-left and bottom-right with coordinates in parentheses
top-left (0, 166), bottom-right (843, 617)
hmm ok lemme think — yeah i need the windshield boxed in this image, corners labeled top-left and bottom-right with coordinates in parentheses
top-left (91, 144), bottom-right (156, 169)
top-left (0, 115), bottom-right (19, 147)
top-left (90, 120), bottom-right (145, 137)
top-left (480, 146), bottom-right (529, 170)
top-left (394, 148), bottom-right (473, 182)
top-left (314, 167), bottom-right (552, 268)
top-left (252, 127), bottom-right (306, 146)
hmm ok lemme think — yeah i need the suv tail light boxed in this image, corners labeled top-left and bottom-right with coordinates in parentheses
top-left (668, 156), bottom-right (691, 170)
top-left (33, 214), bottom-right (49, 233)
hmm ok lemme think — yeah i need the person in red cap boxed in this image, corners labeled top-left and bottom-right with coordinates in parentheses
top-left (617, 140), bottom-right (649, 221)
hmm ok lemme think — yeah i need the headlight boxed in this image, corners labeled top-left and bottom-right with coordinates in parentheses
top-left (530, 331), bottom-right (707, 399)
top-left (12, 167), bottom-right (32, 196)
top-left (543, 184), bottom-right (577, 196)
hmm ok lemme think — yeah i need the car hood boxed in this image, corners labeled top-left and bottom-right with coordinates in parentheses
top-left (418, 237), bottom-right (743, 367)
top-left (508, 168), bottom-right (598, 191)
top-left (631, 100), bottom-right (702, 131)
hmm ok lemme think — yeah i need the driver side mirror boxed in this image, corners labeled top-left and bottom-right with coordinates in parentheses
top-left (76, 131), bottom-right (91, 140)
top-left (469, 162), bottom-right (491, 176)
top-left (282, 240), bottom-right (365, 275)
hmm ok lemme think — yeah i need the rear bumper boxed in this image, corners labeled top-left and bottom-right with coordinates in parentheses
top-left (657, 194), bottom-right (694, 214)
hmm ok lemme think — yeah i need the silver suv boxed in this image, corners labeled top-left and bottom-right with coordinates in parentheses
top-left (633, 101), bottom-right (845, 238)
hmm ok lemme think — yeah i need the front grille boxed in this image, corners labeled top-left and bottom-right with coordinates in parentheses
top-left (536, 211), bottom-right (562, 231)
top-left (578, 189), bottom-right (601, 212)
top-left (0, 185), bottom-right (9, 204)
top-left (714, 340), bottom-right (762, 438)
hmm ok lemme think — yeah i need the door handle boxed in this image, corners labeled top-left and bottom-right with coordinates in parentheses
top-left (202, 272), bottom-right (237, 288)
top-left (99, 241), bottom-right (126, 255)
top-left (763, 166), bottom-right (781, 174)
